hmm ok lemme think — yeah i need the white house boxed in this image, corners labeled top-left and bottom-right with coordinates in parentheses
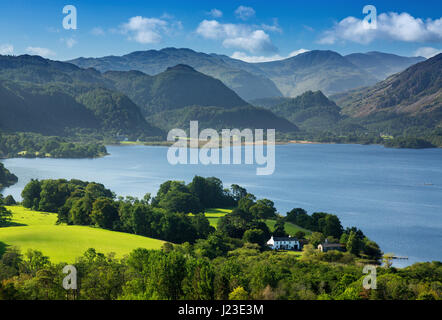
top-left (267, 236), bottom-right (300, 250)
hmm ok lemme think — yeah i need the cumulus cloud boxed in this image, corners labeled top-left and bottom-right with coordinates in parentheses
top-left (120, 16), bottom-right (169, 44)
top-left (235, 6), bottom-right (256, 21)
top-left (0, 44), bottom-right (14, 55)
top-left (319, 12), bottom-right (442, 45)
top-left (196, 19), bottom-right (277, 54)
top-left (208, 8), bottom-right (223, 18)
top-left (414, 47), bottom-right (441, 58)
top-left (231, 49), bottom-right (310, 63)
top-left (26, 47), bottom-right (56, 58)
top-left (223, 30), bottom-right (276, 53)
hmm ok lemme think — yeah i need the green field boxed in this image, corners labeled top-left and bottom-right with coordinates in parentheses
top-left (0, 206), bottom-right (165, 263)
top-left (204, 208), bottom-right (311, 235)
top-left (264, 219), bottom-right (311, 235)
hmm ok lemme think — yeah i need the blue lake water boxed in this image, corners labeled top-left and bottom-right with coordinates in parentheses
top-left (1, 144), bottom-right (441, 267)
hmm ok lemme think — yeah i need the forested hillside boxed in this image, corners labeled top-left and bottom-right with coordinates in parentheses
top-left (0, 163), bottom-right (17, 189)
top-left (147, 105), bottom-right (299, 132)
top-left (103, 64), bottom-right (249, 114)
top-left (330, 54), bottom-right (442, 145)
top-left (0, 55), bottom-right (162, 138)
top-left (253, 91), bottom-right (344, 131)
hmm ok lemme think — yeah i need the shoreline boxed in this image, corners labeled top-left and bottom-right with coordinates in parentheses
top-left (114, 139), bottom-right (332, 148)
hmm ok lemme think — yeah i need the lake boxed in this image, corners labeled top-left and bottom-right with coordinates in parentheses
top-left (1, 144), bottom-right (441, 267)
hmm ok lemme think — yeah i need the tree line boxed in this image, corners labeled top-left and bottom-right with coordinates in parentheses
top-left (0, 163), bottom-right (18, 189)
top-left (0, 246), bottom-right (440, 300)
top-left (20, 177), bottom-right (241, 244)
top-left (0, 132), bottom-right (107, 159)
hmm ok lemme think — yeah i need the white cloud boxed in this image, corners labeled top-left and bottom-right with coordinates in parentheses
top-left (26, 47), bottom-right (56, 58)
top-left (288, 49), bottom-right (310, 57)
top-left (414, 47), bottom-right (441, 58)
top-left (91, 27), bottom-right (105, 36)
top-left (208, 8), bottom-right (223, 18)
top-left (120, 16), bottom-right (169, 44)
top-left (223, 30), bottom-right (276, 53)
top-left (196, 19), bottom-right (277, 54)
top-left (319, 12), bottom-right (442, 45)
top-left (0, 44), bottom-right (14, 55)
top-left (235, 6), bottom-right (256, 21)
top-left (261, 19), bottom-right (283, 33)
top-left (62, 37), bottom-right (77, 48)
top-left (231, 49), bottom-right (310, 63)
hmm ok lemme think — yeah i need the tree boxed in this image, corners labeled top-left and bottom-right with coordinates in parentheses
top-left (191, 213), bottom-right (215, 239)
top-left (188, 176), bottom-right (232, 209)
top-left (243, 229), bottom-right (267, 248)
top-left (286, 208), bottom-right (307, 224)
top-left (91, 198), bottom-right (119, 229)
top-left (69, 196), bottom-right (93, 225)
top-left (158, 190), bottom-right (203, 214)
top-left (273, 218), bottom-right (288, 237)
top-left (21, 179), bottom-right (41, 209)
top-left (238, 193), bottom-right (256, 213)
top-left (294, 231), bottom-right (306, 239)
top-left (3, 195), bottom-right (16, 205)
top-left (309, 232), bottom-right (325, 247)
top-left (217, 212), bottom-right (248, 239)
top-left (322, 214), bottom-right (343, 239)
top-left (85, 182), bottom-right (114, 200)
top-left (287, 208), bottom-right (312, 229)
top-left (194, 233), bottom-right (232, 259)
top-left (346, 231), bottom-right (363, 256)
top-left (231, 184), bottom-right (247, 203)
top-left (229, 286), bottom-right (249, 300)
top-left (0, 205), bottom-right (12, 226)
top-left (362, 239), bottom-right (383, 261)
top-left (249, 199), bottom-right (276, 219)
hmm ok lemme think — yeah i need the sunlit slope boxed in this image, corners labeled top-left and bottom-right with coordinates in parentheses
top-left (0, 206), bottom-right (165, 263)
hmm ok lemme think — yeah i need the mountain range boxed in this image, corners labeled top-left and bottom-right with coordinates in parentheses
top-left (345, 52), bottom-right (425, 81)
top-left (0, 49), bottom-right (440, 146)
top-left (0, 54), bottom-right (297, 137)
top-left (69, 48), bottom-right (424, 101)
top-left (332, 53), bottom-right (442, 134)
top-left (69, 48), bottom-right (283, 101)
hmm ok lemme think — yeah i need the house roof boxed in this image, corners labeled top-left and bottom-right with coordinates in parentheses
top-left (320, 243), bottom-right (344, 248)
top-left (273, 237), bottom-right (298, 242)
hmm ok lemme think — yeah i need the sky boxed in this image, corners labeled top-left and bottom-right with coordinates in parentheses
top-left (0, 0), bottom-right (441, 62)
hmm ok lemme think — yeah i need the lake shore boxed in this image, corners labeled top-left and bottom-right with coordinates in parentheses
top-left (115, 139), bottom-right (331, 148)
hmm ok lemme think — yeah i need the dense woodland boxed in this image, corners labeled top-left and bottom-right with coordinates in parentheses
top-left (0, 164), bottom-right (17, 189)
top-left (0, 132), bottom-right (107, 159)
top-left (0, 246), bottom-right (440, 300)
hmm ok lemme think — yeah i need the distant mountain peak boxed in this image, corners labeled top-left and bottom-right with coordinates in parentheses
top-left (334, 52), bottom-right (442, 118)
top-left (166, 64), bottom-right (197, 72)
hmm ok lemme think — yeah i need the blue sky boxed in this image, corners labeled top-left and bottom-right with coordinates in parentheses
top-left (0, 0), bottom-right (441, 61)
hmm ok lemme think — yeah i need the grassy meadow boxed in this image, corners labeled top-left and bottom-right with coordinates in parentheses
top-left (0, 206), bottom-right (165, 263)
top-left (0, 206), bottom-right (308, 263)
